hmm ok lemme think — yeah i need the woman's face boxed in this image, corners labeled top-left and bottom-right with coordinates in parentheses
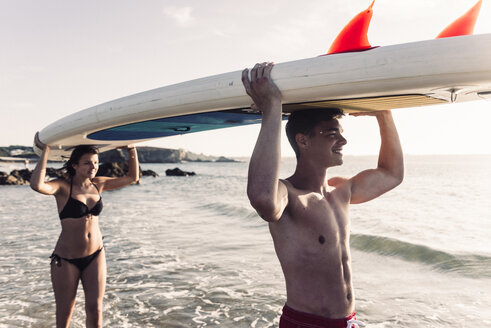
top-left (72, 153), bottom-right (99, 179)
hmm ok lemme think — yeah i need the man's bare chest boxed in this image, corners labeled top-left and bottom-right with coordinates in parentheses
top-left (287, 192), bottom-right (350, 236)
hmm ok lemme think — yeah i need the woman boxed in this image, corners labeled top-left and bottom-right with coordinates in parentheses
top-left (30, 132), bottom-right (139, 327)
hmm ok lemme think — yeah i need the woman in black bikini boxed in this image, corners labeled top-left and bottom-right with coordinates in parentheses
top-left (30, 132), bottom-right (139, 327)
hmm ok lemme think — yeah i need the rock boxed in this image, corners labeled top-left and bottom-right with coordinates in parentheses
top-left (0, 172), bottom-right (27, 185)
top-left (96, 162), bottom-right (138, 184)
top-left (10, 169), bottom-right (32, 182)
top-left (96, 162), bottom-right (126, 178)
top-left (0, 168), bottom-right (57, 185)
top-left (216, 156), bottom-right (238, 163)
top-left (165, 167), bottom-right (196, 176)
top-left (98, 149), bottom-right (128, 163)
top-left (96, 162), bottom-right (158, 181)
top-left (142, 170), bottom-right (159, 177)
top-left (46, 167), bottom-right (65, 179)
top-left (0, 168), bottom-right (61, 185)
top-left (0, 169), bottom-right (30, 185)
top-left (0, 175), bottom-right (20, 185)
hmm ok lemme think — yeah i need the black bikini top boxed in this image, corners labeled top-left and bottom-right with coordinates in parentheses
top-left (59, 180), bottom-right (103, 220)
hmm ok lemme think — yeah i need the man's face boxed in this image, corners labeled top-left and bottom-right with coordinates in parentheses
top-left (304, 119), bottom-right (347, 167)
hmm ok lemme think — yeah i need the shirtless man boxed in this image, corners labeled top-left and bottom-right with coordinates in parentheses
top-left (242, 62), bottom-right (404, 328)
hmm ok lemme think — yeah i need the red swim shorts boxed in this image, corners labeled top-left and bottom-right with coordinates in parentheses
top-left (279, 304), bottom-right (361, 328)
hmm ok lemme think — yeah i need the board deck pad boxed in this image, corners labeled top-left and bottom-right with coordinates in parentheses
top-left (284, 94), bottom-right (448, 112)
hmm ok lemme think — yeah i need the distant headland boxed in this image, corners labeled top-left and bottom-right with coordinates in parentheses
top-left (0, 145), bottom-right (238, 164)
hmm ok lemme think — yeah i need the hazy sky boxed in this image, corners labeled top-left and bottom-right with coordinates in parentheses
top-left (1, 0), bottom-right (491, 157)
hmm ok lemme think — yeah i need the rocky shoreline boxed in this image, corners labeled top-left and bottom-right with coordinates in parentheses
top-left (0, 145), bottom-right (238, 164)
top-left (0, 145), bottom-right (238, 185)
top-left (0, 162), bottom-right (159, 186)
top-left (99, 147), bottom-right (237, 163)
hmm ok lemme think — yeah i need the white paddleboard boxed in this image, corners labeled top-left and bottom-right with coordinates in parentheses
top-left (36, 34), bottom-right (491, 160)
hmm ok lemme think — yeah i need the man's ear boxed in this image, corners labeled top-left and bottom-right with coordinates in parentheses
top-left (295, 133), bottom-right (309, 151)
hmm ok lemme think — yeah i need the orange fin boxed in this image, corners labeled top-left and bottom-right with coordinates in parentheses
top-left (436, 0), bottom-right (482, 38)
top-left (327, 0), bottom-right (375, 54)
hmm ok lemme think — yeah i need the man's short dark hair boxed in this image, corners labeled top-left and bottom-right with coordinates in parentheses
top-left (285, 108), bottom-right (344, 159)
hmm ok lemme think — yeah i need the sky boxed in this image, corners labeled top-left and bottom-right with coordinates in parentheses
top-left (1, 0), bottom-right (491, 157)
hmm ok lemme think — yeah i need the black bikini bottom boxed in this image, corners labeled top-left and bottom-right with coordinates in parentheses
top-left (50, 247), bottom-right (103, 272)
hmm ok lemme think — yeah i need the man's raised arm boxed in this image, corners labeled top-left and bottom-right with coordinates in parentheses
top-left (349, 110), bottom-right (404, 204)
top-left (242, 63), bottom-right (288, 222)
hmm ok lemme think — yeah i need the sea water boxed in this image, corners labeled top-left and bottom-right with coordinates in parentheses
top-left (0, 155), bottom-right (490, 327)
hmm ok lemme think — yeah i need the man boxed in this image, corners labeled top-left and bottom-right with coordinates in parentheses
top-left (242, 62), bottom-right (404, 328)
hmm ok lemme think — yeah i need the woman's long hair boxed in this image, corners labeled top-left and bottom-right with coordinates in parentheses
top-left (62, 145), bottom-right (99, 178)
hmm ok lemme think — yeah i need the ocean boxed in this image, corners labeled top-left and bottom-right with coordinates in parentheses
top-left (0, 155), bottom-right (490, 327)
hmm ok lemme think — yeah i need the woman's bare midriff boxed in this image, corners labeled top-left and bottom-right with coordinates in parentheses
top-left (54, 216), bottom-right (103, 258)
